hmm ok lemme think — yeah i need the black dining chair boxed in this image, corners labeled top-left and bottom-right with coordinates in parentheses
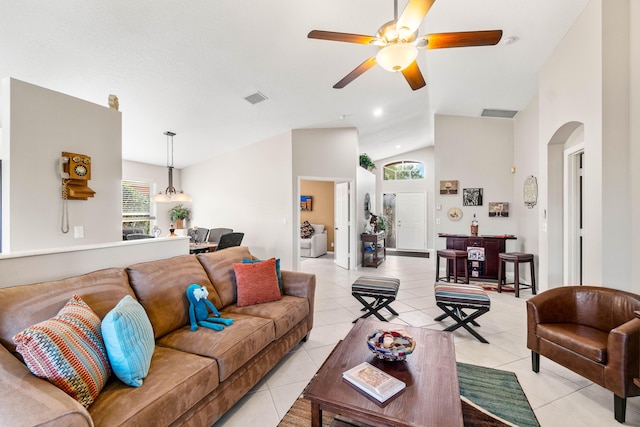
top-left (207, 228), bottom-right (233, 244)
top-left (215, 232), bottom-right (244, 251)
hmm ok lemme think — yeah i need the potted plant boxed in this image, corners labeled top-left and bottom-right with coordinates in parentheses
top-left (169, 203), bottom-right (191, 229)
top-left (359, 153), bottom-right (376, 171)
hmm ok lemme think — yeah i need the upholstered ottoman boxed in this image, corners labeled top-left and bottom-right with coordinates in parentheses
top-left (351, 276), bottom-right (400, 323)
top-left (434, 281), bottom-right (491, 343)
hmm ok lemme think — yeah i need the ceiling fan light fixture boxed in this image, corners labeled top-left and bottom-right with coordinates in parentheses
top-left (376, 43), bottom-right (418, 72)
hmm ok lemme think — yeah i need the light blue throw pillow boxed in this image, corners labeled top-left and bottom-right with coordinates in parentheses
top-left (243, 258), bottom-right (282, 294)
top-left (102, 295), bottom-right (155, 387)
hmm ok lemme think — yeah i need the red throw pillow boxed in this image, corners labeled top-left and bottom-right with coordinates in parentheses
top-left (233, 258), bottom-right (282, 307)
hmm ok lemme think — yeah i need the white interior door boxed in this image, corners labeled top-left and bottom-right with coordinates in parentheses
top-left (335, 182), bottom-right (350, 269)
top-left (396, 192), bottom-right (426, 251)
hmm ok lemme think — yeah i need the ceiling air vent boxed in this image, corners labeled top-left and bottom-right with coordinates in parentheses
top-left (481, 109), bottom-right (518, 119)
top-left (244, 92), bottom-right (268, 105)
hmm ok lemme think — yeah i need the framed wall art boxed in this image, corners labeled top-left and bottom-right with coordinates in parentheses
top-left (488, 202), bottom-right (509, 217)
top-left (462, 188), bottom-right (483, 206)
top-left (523, 175), bottom-right (538, 208)
top-left (300, 195), bottom-right (312, 211)
top-left (439, 180), bottom-right (458, 195)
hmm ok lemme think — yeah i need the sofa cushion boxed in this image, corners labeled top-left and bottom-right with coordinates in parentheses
top-left (234, 258), bottom-right (282, 307)
top-left (89, 346), bottom-right (219, 426)
top-left (13, 294), bottom-right (111, 408)
top-left (127, 254), bottom-right (223, 339)
top-left (225, 296), bottom-right (310, 340)
top-left (156, 313), bottom-right (274, 381)
top-left (102, 295), bottom-right (155, 387)
top-left (300, 221), bottom-right (314, 238)
top-left (300, 238), bottom-right (312, 249)
top-left (196, 246), bottom-right (254, 308)
top-left (311, 224), bottom-right (325, 234)
top-left (243, 258), bottom-right (282, 293)
top-left (0, 268), bottom-right (133, 355)
top-left (537, 323), bottom-right (608, 363)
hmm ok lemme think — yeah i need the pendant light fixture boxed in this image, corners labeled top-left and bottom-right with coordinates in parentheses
top-left (151, 131), bottom-right (192, 203)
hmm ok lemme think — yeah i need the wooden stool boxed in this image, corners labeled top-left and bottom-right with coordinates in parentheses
top-left (434, 281), bottom-right (491, 343)
top-left (436, 249), bottom-right (469, 284)
top-left (498, 252), bottom-right (536, 298)
top-left (351, 276), bottom-right (400, 323)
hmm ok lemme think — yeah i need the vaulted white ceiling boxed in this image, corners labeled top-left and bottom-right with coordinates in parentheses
top-left (0, 0), bottom-right (589, 167)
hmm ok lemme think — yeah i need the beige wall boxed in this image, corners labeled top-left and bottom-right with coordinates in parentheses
top-left (292, 128), bottom-right (359, 270)
top-left (300, 180), bottom-right (334, 251)
top-left (434, 115), bottom-right (517, 250)
top-left (536, 0), bottom-right (635, 290)
top-left (375, 146), bottom-right (434, 250)
top-left (1, 78), bottom-right (122, 253)
top-left (181, 131), bottom-right (294, 269)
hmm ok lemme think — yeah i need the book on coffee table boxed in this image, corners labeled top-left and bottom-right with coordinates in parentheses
top-left (342, 362), bottom-right (406, 402)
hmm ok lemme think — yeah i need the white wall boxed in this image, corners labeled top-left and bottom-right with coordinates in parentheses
top-left (181, 131), bottom-right (294, 268)
top-left (375, 147), bottom-right (434, 250)
top-left (292, 128), bottom-right (359, 270)
top-left (434, 115), bottom-right (516, 250)
top-left (0, 237), bottom-right (189, 288)
top-left (357, 166), bottom-right (376, 266)
top-left (631, 0), bottom-right (640, 285)
top-left (1, 78), bottom-right (122, 253)
top-left (513, 96), bottom-right (540, 256)
top-left (537, 0), bottom-right (635, 291)
top-left (122, 159), bottom-right (188, 236)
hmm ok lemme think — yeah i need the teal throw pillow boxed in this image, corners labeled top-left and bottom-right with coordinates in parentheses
top-left (102, 295), bottom-right (155, 387)
top-left (243, 258), bottom-right (282, 294)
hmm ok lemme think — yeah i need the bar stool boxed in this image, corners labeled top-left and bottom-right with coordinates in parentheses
top-left (436, 249), bottom-right (469, 284)
top-left (497, 252), bottom-right (536, 298)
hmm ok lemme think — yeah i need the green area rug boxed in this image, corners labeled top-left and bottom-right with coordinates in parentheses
top-left (457, 362), bottom-right (539, 427)
top-left (279, 362), bottom-right (539, 427)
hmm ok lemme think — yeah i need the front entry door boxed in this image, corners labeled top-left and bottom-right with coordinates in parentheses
top-left (396, 192), bottom-right (426, 251)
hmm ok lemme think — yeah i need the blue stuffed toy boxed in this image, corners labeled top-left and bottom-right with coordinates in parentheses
top-left (186, 284), bottom-right (234, 331)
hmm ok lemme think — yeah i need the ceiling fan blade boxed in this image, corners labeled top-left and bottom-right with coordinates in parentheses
top-left (308, 30), bottom-right (376, 44)
top-left (397, 0), bottom-right (435, 34)
top-left (333, 57), bottom-right (377, 89)
top-left (422, 30), bottom-right (503, 49)
top-left (401, 61), bottom-right (426, 91)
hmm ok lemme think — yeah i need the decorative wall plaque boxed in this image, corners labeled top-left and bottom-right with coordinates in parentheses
top-left (523, 176), bottom-right (538, 208)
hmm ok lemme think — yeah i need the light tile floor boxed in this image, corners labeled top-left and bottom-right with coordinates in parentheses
top-left (214, 254), bottom-right (640, 427)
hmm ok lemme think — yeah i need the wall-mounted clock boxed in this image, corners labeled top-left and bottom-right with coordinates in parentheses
top-left (447, 207), bottom-right (462, 221)
top-left (364, 193), bottom-right (371, 219)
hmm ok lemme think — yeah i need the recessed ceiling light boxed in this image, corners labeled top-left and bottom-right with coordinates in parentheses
top-left (373, 108), bottom-right (383, 117)
top-left (395, 145), bottom-right (402, 149)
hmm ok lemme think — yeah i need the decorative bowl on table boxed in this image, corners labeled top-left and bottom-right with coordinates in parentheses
top-left (366, 329), bottom-right (416, 361)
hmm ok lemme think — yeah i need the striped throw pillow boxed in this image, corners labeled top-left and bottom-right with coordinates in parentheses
top-left (13, 294), bottom-right (111, 408)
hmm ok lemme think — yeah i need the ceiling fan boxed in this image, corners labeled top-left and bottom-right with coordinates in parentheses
top-left (308, 0), bottom-right (503, 90)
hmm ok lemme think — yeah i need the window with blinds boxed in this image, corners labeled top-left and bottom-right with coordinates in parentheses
top-left (122, 180), bottom-right (155, 233)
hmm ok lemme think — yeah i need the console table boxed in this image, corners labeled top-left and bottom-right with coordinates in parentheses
top-left (438, 234), bottom-right (516, 281)
top-left (361, 233), bottom-right (386, 267)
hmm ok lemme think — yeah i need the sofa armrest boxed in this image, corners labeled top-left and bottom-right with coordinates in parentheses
top-left (310, 232), bottom-right (328, 257)
top-left (0, 344), bottom-right (93, 426)
top-left (605, 317), bottom-right (640, 396)
top-left (281, 270), bottom-right (316, 332)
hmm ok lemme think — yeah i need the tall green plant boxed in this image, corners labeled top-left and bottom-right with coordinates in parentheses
top-left (359, 153), bottom-right (376, 171)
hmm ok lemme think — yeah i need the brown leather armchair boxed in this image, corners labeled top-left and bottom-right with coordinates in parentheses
top-left (527, 286), bottom-right (640, 423)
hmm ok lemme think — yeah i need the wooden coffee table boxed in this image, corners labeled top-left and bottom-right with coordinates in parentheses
top-left (304, 318), bottom-right (463, 427)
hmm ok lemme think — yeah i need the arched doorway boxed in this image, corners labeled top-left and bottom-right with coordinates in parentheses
top-left (546, 121), bottom-right (584, 288)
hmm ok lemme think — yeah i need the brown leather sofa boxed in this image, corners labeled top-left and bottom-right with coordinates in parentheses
top-left (0, 246), bottom-right (315, 426)
top-left (527, 286), bottom-right (640, 423)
